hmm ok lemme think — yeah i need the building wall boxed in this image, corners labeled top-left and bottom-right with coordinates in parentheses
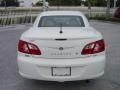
top-left (19, 0), bottom-right (40, 7)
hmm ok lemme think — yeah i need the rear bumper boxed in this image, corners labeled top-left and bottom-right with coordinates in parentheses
top-left (18, 55), bottom-right (106, 82)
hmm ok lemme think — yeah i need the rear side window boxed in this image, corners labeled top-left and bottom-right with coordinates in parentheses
top-left (38, 16), bottom-right (85, 27)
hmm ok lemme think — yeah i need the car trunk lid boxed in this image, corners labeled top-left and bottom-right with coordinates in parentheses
top-left (22, 27), bottom-right (102, 59)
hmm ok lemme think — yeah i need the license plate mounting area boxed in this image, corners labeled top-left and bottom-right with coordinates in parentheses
top-left (51, 67), bottom-right (71, 76)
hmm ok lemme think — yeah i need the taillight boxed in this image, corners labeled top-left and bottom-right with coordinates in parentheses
top-left (18, 40), bottom-right (41, 55)
top-left (81, 39), bottom-right (105, 55)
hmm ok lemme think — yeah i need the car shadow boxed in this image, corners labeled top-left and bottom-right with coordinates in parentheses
top-left (21, 78), bottom-right (99, 90)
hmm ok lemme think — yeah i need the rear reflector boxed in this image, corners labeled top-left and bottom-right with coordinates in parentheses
top-left (81, 39), bottom-right (105, 55)
top-left (18, 40), bottom-right (41, 55)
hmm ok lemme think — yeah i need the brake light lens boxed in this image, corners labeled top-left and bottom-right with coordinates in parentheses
top-left (18, 40), bottom-right (41, 55)
top-left (81, 39), bottom-right (105, 55)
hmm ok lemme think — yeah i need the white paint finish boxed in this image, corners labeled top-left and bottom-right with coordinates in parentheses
top-left (18, 55), bottom-right (105, 82)
top-left (18, 11), bottom-right (106, 82)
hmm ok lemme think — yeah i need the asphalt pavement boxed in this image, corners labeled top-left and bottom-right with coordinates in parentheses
top-left (0, 21), bottom-right (120, 90)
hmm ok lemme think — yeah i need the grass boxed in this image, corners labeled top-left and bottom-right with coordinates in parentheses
top-left (86, 13), bottom-right (120, 23)
top-left (90, 16), bottom-right (120, 23)
top-left (0, 16), bottom-right (36, 26)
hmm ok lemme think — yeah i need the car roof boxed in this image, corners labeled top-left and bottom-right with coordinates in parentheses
top-left (40, 11), bottom-right (84, 16)
top-left (34, 11), bottom-right (90, 27)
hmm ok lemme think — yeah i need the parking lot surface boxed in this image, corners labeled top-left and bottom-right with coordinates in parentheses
top-left (0, 21), bottom-right (120, 90)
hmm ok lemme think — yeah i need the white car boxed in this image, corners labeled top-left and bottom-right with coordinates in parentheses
top-left (17, 11), bottom-right (106, 82)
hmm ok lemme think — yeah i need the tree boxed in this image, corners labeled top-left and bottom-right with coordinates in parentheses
top-left (84, 0), bottom-right (107, 7)
top-left (49, 0), bottom-right (82, 6)
top-left (96, 0), bottom-right (107, 6)
top-left (84, 0), bottom-right (96, 6)
top-left (110, 0), bottom-right (115, 8)
top-left (35, 1), bottom-right (43, 6)
top-left (106, 0), bottom-right (110, 19)
top-left (116, 0), bottom-right (120, 7)
top-left (0, 0), bottom-right (19, 7)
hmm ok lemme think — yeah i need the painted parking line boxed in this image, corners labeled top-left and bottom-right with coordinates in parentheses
top-left (0, 25), bottom-right (30, 32)
top-left (0, 28), bottom-right (26, 32)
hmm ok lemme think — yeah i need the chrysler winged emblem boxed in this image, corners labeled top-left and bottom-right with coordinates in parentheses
top-left (59, 47), bottom-right (64, 51)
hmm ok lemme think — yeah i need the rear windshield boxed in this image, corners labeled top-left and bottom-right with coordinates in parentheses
top-left (38, 16), bottom-right (85, 27)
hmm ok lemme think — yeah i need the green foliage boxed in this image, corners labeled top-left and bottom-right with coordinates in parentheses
top-left (95, 0), bottom-right (107, 6)
top-left (109, 0), bottom-right (118, 8)
top-left (84, 0), bottom-right (107, 7)
top-left (0, 0), bottom-right (19, 7)
top-left (58, 0), bottom-right (107, 7)
top-left (87, 13), bottom-right (120, 23)
top-left (0, 16), bottom-right (37, 26)
top-left (35, 1), bottom-right (43, 6)
top-left (49, 0), bottom-right (82, 6)
top-left (116, 0), bottom-right (120, 7)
